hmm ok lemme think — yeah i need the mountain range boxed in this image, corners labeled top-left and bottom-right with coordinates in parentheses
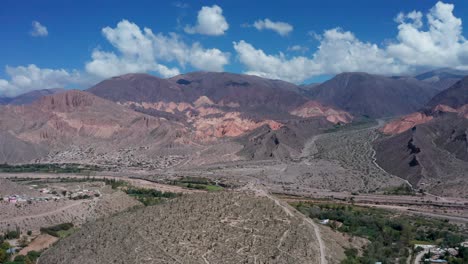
top-left (376, 76), bottom-right (468, 196)
top-left (414, 67), bottom-right (468, 91)
top-left (302, 72), bottom-right (439, 118)
top-left (0, 88), bottom-right (65, 105)
top-left (0, 68), bottom-right (466, 195)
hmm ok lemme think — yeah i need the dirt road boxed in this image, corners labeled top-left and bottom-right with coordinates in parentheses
top-left (2, 200), bottom-right (87, 222)
top-left (19, 234), bottom-right (58, 255)
top-left (0, 173), bottom-right (200, 193)
top-left (303, 216), bottom-right (327, 264)
top-left (257, 185), bottom-right (327, 264)
top-left (414, 249), bottom-right (428, 264)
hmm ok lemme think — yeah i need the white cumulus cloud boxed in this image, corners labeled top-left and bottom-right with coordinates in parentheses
top-left (233, 40), bottom-right (319, 83)
top-left (30, 21), bottom-right (48, 37)
top-left (387, 1), bottom-right (468, 69)
top-left (313, 28), bottom-right (404, 75)
top-left (0, 65), bottom-right (80, 97)
top-left (85, 19), bottom-right (230, 79)
top-left (184, 5), bottom-right (229, 36)
top-left (235, 1), bottom-right (468, 83)
top-left (253, 19), bottom-right (293, 36)
top-left (234, 28), bottom-right (405, 83)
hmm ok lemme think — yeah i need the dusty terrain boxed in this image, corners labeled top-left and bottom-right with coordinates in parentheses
top-left (0, 178), bottom-right (48, 197)
top-left (0, 71), bottom-right (467, 264)
top-left (1, 72), bottom-right (465, 198)
top-left (376, 114), bottom-right (468, 196)
top-left (19, 234), bottom-right (58, 255)
top-left (163, 121), bottom-right (406, 195)
top-left (376, 77), bottom-right (468, 196)
top-left (38, 191), bottom-right (360, 264)
top-left (0, 178), bottom-right (140, 233)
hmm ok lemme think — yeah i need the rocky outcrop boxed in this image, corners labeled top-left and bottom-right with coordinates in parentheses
top-left (0, 90), bottom-right (186, 165)
top-left (193, 112), bottom-right (282, 141)
top-left (381, 112), bottom-right (434, 134)
top-left (304, 72), bottom-right (439, 118)
top-left (381, 104), bottom-right (468, 135)
top-left (290, 101), bottom-right (353, 124)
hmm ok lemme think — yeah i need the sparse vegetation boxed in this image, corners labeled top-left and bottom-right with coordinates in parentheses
top-left (0, 163), bottom-right (101, 174)
top-left (103, 178), bottom-right (127, 189)
top-left (0, 227), bottom-right (42, 264)
top-left (314, 127), bottom-right (405, 192)
top-left (125, 187), bottom-right (179, 206)
top-left (40, 223), bottom-right (75, 238)
top-left (38, 192), bottom-right (334, 264)
top-left (171, 177), bottom-right (224, 191)
top-left (0, 241), bottom-right (10, 263)
top-left (4, 227), bottom-right (21, 240)
top-left (324, 117), bottom-right (377, 133)
top-left (3, 250), bottom-right (41, 264)
top-left (383, 184), bottom-right (414, 195)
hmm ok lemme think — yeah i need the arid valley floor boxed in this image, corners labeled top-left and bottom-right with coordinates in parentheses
top-left (1, 111), bottom-right (468, 263)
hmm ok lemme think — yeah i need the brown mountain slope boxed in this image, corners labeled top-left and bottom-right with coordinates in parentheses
top-left (168, 71), bottom-right (305, 113)
top-left (87, 73), bottom-right (183, 103)
top-left (414, 68), bottom-right (468, 91)
top-left (375, 114), bottom-right (468, 197)
top-left (87, 72), bottom-right (352, 142)
top-left (376, 77), bottom-right (468, 196)
top-left (0, 88), bottom-right (66, 105)
top-left (426, 76), bottom-right (468, 109)
top-left (382, 76), bottom-right (468, 135)
top-left (306, 72), bottom-right (439, 118)
top-left (237, 118), bottom-right (334, 161)
top-left (0, 90), bottom-right (187, 167)
top-left (88, 72), bottom-right (306, 113)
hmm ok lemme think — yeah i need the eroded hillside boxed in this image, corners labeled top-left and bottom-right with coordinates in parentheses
top-left (38, 192), bottom-right (356, 264)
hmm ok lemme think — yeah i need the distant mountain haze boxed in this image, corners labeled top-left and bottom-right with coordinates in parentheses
top-left (303, 72), bottom-right (440, 118)
top-left (414, 68), bottom-right (468, 91)
top-left (0, 88), bottom-right (65, 105)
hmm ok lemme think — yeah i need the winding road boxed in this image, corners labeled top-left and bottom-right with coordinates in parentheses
top-left (1, 199), bottom-right (87, 222)
top-left (303, 216), bottom-right (327, 264)
top-left (263, 188), bottom-right (327, 264)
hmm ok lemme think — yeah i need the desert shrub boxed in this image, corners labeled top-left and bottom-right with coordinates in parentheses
top-left (384, 184), bottom-right (414, 195)
top-left (40, 223), bottom-right (74, 237)
top-left (26, 251), bottom-right (41, 261)
top-left (4, 228), bottom-right (20, 239)
top-left (104, 178), bottom-right (127, 189)
top-left (13, 255), bottom-right (26, 261)
top-left (0, 242), bottom-right (11, 263)
top-left (5, 258), bottom-right (34, 264)
top-left (0, 163), bottom-right (101, 174)
top-left (125, 188), bottom-right (179, 206)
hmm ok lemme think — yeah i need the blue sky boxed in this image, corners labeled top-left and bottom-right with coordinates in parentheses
top-left (1, 0), bottom-right (468, 96)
